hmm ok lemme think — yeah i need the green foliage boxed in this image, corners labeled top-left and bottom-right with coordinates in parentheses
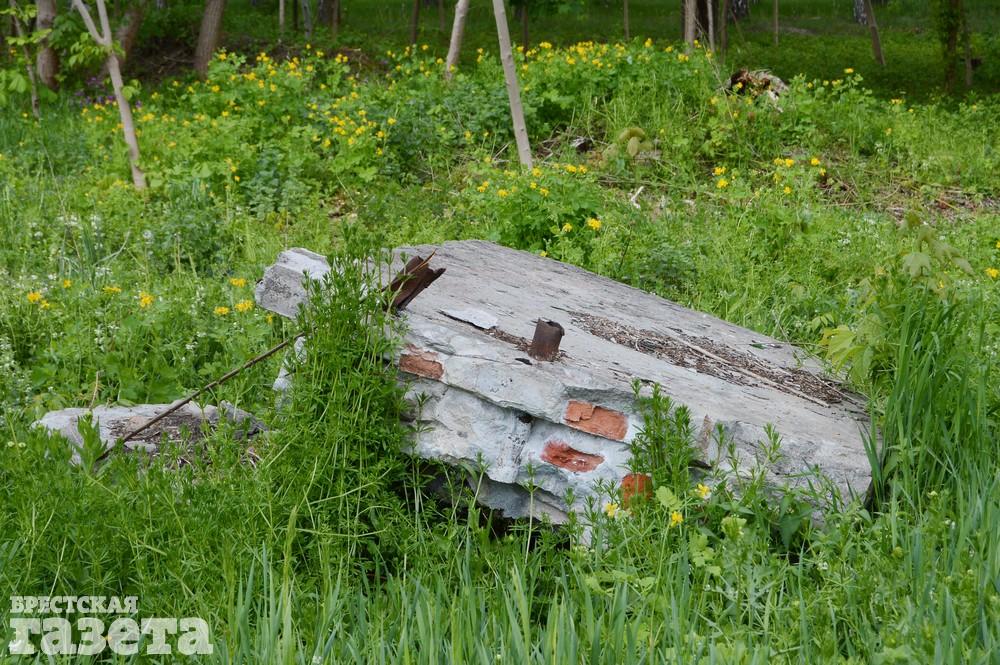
top-left (1, 32), bottom-right (1000, 663)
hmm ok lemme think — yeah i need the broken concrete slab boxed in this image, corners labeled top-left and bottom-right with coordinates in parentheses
top-left (35, 401), bottom-right (265, 466)
top-left (256, 240), bottom-right (873, 523)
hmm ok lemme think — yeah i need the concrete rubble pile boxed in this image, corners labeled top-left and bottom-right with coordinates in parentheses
top-left (257, 240), bottom-right (873, 523)
top-left (36, 401), bottom-right (265, 466)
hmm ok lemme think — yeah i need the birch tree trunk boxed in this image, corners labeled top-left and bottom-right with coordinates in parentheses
top-left (862, 0), bottom-right (884, 65)
top-left (71, 0), bottom-right (146, 189)
top-left (279, 0), bottom-right (285, 36)
top-left (491, 0), bottom-right (532, 168)
top-left (35, 0), bottom-right (58, 89)
top-left (444, 0), bottom-right (468, 81)
top-left (194, 0), bottom-right (226, 76)
top-left (8, 0), bottom-right (39, 118)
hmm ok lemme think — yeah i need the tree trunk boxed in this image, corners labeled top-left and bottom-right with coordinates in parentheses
top-left (853, 0), bottom-right (865, 24)
top-left (683, 0), bottom-right (696, 46)
top-left (292, 0), bottom-right (299, 31)
top-left (8, 0), bottom-right (40, 118)
top-left (117, 2), bottom-right (147, 63)
top-left (720, 0), bottom-right (729, 52)
top-left (444, 0), bottom-right (469, 80)
top-left (963, 23), bottom-right (973, 88)
top-left (106, 53), bottom-right (146, 189)
top-left (771, 0), bottom-right (778, 46)
top-left (437, 0), bottom-right (445, 33)
top-left (279, 0), bottom-right (285, 35)
top-left (491, 0), bottom-right (532, 168)
top-left (942, 0), bottom-right (961, 91)
top-left (330, 0), bottom-right (340, 35)
top-left (300, 0), bottom-right (312, 38)
top-left (71, 0), bottom-right (146, 189)
top-left (705, 0), bottom-right (715, 51)
top-left (194, 0), bottom-right (226, 76)
top-left (35, 0), bottom-right (58, 90)
top-left (623, 0), bottom-right (629, 40)
top-left (731, 0), bottom-right (749, 19)
top-left (410, 0), bottom-right (420, 44)
top-left (862, 0), bottom-right (884, 66)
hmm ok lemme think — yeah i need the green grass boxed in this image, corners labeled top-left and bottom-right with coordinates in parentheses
top-left (1, 24), bottom-right (1000, 664)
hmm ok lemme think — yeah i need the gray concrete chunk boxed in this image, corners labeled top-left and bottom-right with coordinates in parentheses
top-left (256, 241), bottom-right (874, 523)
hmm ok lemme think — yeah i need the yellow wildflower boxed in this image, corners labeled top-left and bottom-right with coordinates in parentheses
top-left (229, 277), bottom-right (247, 288)
top-left (562, 223), bottom-right (573, 233)
top-left (844, 67), bottom-right (854, 74)
top-left (986, 268), bottom-right (1000, 279)
top-left (27, 291), bottom-right (43, 303)
top-left (62, 279), bottom-right (72, 289)
top-left (565, 164), bottom-right (578, 173)
top-left (214, 306), bottom-right (231, 316)
top-left (670, 511), bottom-right (684, 528)
top-left (103, 286), bottom-right (122, 294)
top-left (995, 240), bottom-right (1000, 250)
top-left (540, 187), bottom-right (550, 197)
top-left (497, 189), bottom-right (509, 198)
top-left (784, 158), bottom-right (795, 167)
top-left (716, 178), bottom-right (729, 189)
top-left (713, 166), bottom-right (726, 176)
top-left (138, 292), bottom-right (154, 308)
top-left (387, 117), bottom-right (397, 125)
top-left (783, 186), bottom-right (792, 194)
top-left (696, 483), bottom-right (712, 500)
top-left (235, 299), bottom-right (254, 313)
top-left (810, 157), bottom-right (821, 166)
top-left (586, 218), bottom-right (601, 231)
top-left (605, 502), bottom-right (620, 518)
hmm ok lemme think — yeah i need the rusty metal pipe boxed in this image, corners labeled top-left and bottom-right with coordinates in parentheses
top-left (529, 319), bottom-right (564, 361)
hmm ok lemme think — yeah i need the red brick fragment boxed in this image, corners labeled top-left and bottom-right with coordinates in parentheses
top-left (541, 440), bottom-right (604, 473)
top-left (620, 473), bottom-right (653, 507)
top-left (399, 346), bottom-right (444, 380)
top-left (563, 400), bottom-right (628, 441)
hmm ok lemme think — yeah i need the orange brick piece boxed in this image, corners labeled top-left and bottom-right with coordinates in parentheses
top-left (620, 473), bottom-right (653, 507)
top-left (399, 346), bottom-right (444, 380)
top-left (564, 400), bottom-right (628, 441)
top-left (541, 440), bottom-right (604, 472)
